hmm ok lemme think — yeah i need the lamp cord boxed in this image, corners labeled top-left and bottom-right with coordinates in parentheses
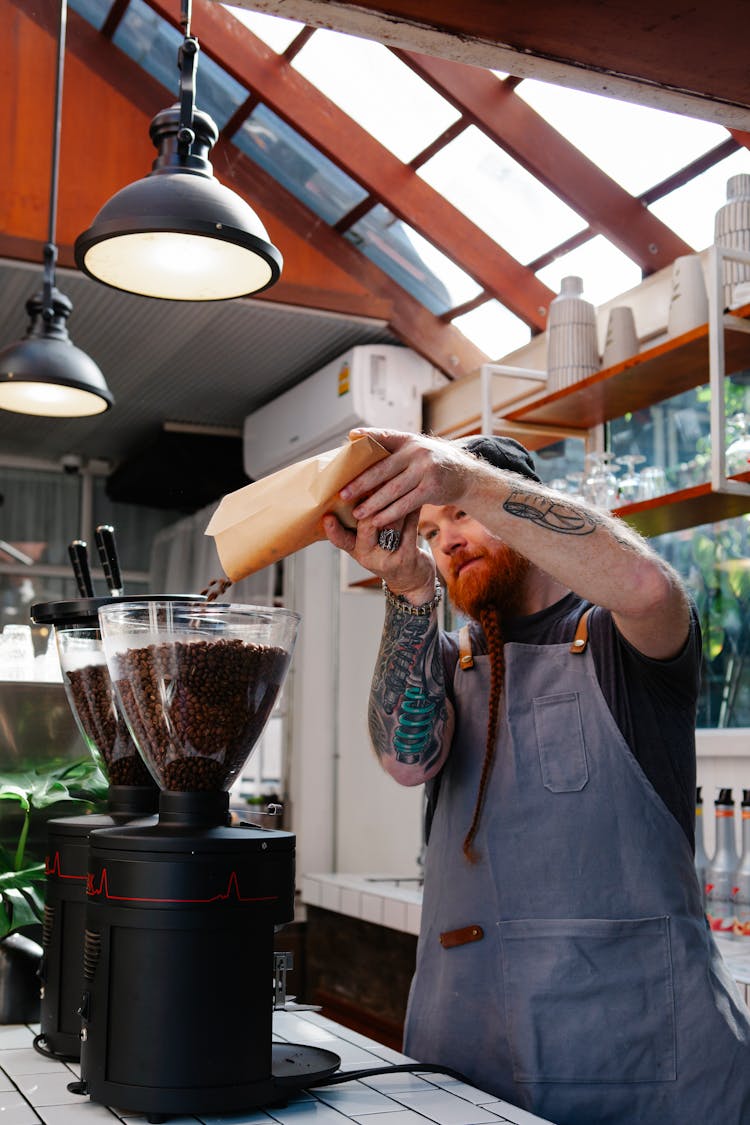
top-left (43, 0), bottom-right (67, 315)
top-left (177, 0), bottom-right (198, 157)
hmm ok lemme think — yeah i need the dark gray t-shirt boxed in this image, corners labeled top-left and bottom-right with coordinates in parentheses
top-left (440, 592), bottom-right (702, 849)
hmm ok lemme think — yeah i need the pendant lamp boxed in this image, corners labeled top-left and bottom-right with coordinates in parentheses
top-left (74, 1), bottom-right (282, 301)
top-left (0, 0), bottom-right (113, 418)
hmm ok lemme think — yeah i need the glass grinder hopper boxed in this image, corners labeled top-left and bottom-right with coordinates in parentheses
top-left (79, 600), bottom-right (339, 1121)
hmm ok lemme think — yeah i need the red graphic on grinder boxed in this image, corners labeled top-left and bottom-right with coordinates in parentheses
top-left (86, 866), bottom-right (279, 906)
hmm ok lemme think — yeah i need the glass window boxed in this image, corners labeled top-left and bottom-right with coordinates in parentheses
top-left (418, 125), bottom-right (585, 264)
top-left (517, 78), bottom-right (728, 196)
top-left (113, 0), bottom-right (248, 130)
top-left (291, 29), bottom-right (461, 162)
top-left (651, 516), bottom-right (750, 729)
top-left (536, 235), bottom-right (643, 308)
top-left (451, 299), bottom-right (531, 359)
top-left (649, 149), bottom-right (750, 252)
top-left (68, 0), bottom-right (108, 30)
top-left (221, 4), bottom-right (304, 52)
top-left (345, 205), bottom-right (479, 314)
top-left (233, 104), bottom-right (368, 225)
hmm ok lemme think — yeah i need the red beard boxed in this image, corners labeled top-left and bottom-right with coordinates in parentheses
top-left (446, 544), bottom-right (530, 621)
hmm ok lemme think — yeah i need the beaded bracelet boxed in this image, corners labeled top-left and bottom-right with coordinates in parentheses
top-left (382, 578), bottom-right (443, 616)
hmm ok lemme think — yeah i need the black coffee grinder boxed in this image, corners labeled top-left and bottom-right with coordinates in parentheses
top-left (79, 599), bottom-right (339, 1121)
top-left (30, 595), bottom-right (195, 1060)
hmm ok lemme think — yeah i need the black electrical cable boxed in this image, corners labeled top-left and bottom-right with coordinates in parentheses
top-left (32, 1032), bottom-right (80, 1065)
top-left (304, 1061), bottom-right (476, 1088)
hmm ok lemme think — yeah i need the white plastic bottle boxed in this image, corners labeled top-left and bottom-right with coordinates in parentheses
top-left (694, 786), bottom-right (710, 914)
top-left (732, 790), bottom-right (750, 940)
top-left (706, 788), bottom-right (739, 939)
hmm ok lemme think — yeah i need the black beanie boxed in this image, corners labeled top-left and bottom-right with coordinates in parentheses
top-left (457, 434), bottom-right (541, 484)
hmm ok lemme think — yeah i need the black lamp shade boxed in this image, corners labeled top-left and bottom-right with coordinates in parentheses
top-left (0, 292), bottom-right (113, 418)
top-left (75, 169), bottom-right (283, 301)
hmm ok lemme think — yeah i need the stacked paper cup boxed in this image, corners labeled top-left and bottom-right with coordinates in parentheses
top-left (546, 276), bottom-right (600, 391)
top-left (714, 174), bottom-right (750, 309)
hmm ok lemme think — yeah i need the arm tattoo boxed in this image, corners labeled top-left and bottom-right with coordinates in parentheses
top-left (503, 487), bottom-right (598, 535)
top-left (368, 603), bottom-right (448, 772)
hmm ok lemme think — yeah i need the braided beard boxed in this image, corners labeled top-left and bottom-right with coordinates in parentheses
top-left (443, 545), bottom-right (528, 863)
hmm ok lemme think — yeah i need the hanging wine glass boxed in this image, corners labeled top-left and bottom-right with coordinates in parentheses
top-left (616, 454), bottom-right (646, 503)
top-left (584, 452), bottom-right (620, 509)
top-left (726, 412), bottom-right (750, 476)
top-left (565, 471), bottom-right (586, 501)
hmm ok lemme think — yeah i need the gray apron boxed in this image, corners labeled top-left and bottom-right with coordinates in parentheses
top-left (404, 615), bottom-right (750, 1125)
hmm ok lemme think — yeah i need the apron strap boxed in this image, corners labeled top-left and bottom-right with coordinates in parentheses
top-left (458, 623), bottom-right (474, 670)
top-left (570, 606), bottom-right (593, 654)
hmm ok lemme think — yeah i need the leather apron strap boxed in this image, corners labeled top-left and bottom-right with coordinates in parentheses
top-left (570, 606), bottom-right (593, 654)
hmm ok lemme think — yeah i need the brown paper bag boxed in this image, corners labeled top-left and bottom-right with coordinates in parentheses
top-left (205, 434), bottom-right (389, 582)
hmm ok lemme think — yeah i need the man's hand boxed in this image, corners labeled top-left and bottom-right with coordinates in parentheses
top-left (338, 429), bottom-right (474, 529)
top-left (322, 508), bottom-right (436, 605)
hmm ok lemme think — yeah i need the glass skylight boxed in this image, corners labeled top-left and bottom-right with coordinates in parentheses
top-left (418, 125), bottom-right (586, 265)
top-left (68, 0), bottom-right (108, 31)
top-left (536, 235), bottom-right (643, 309)
top-left (291, 29), bottom-right (462, 162)
top-left (517, 78), bottom-right (729, 197)
top-left (649, 149), bottom-right (750, 252)
top-left (452, 300), bottom-right (531, 360)
top-left (113, 0), bottom-right (248, 130)
top-left (233, 105), bottom-right (368, 225)
top-left (346, 206), bottom-right (481, 315)
top-left (222, 4), bottom-right (304, 52)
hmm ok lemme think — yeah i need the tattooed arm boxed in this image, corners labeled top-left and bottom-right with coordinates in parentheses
top-left (368, 602), bottom-right (454, 786)
top-left (337, 430), bottom-right (691, 661)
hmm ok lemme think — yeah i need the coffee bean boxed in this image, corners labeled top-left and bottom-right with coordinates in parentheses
top-left (111, 638), bottom-right (289, 791)
top-left (65, 663), bottom-right (153, 786)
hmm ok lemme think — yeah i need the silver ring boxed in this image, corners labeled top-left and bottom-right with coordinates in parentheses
top-left (378, 528), bottom-right (401, 552)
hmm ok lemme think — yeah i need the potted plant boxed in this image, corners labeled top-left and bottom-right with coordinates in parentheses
top-left (0, 757), bottom-right (107, 1022)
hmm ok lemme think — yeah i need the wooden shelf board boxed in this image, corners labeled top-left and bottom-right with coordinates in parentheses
top-left (506, 306), bottom-right (750, 432)
top-left (613, 471), bottom-right (750, 537)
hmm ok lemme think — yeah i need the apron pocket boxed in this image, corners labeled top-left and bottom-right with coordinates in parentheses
top-left (499, 916), bottom-right (676, 1084)
top-left (533, 692), bottom-right (588, 792)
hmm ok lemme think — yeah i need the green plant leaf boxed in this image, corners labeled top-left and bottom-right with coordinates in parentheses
top-left (0, 786), bottom-right (31, 813)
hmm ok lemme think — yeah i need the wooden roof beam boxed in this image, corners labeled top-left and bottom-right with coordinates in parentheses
top-left (146, 0), bottom-right (554, 330)
top-left (393, 49), bottom-right (693, 275)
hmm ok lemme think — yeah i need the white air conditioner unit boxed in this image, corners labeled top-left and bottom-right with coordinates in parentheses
top-left (244, 345), bottom-right (444, 479)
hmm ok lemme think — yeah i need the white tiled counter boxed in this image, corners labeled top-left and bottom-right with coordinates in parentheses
top-left (0, 1012), bottom-right (557, 1125)
top-left (301, 875), bottom-right (422, 935)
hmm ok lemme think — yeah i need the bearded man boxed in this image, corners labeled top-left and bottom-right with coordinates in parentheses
top-left (322, 429), bottom-right (750, 1125)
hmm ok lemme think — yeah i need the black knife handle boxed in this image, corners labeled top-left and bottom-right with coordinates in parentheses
top-left (95, 525), bottom-right (123, 595)
top-left (68, 540), bottom-right (95, 598)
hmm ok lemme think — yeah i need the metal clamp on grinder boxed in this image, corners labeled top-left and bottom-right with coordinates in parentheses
top-left (79, 600), bottom-right (339, 1121)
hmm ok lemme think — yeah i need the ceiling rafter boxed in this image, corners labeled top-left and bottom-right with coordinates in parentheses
top-left (146, 0), bottom-right (555, 330)
top-left (392, 48), bottom-right (693, 275)
top-left (13, 0), bottom-right (487, 379)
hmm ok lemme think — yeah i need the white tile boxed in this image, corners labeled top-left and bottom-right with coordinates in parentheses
top-left (484, 1103), bottom-right (556, 1125)
top-left (359, 895), bottom-right (383, 926)
top-left (199, 1111), bottom-right (280, 1124)
top-left (340, 889), bottom-right (362, 920)
top-left (330, 1042), bottom-right (388, 1070)
top-left (0, 1028), bottom-right (35, 1050)
top-left (40, 1101), bottom-right (121, 1123)
top-left (273, 1013), bottom-right (340, 1048)
top-left (351, 1112), bottom-right (431, 1125)
top-left (312, 1082), bottom-right (396, 1115)
top-left (0, 1089), bottom-right (41, 1123)
top-left (382, 899), bottom-right (407, 933)
top-left (321, 884), bottom-right (342, 914)
top-left (119, 1116), bottom-right (200, 1123)
top-left (386, 1089), bottom-right (501, 1125)
top-left (265, 1101), bottom-right (351, 1125)
top-left (300, 878), bottom-right (322, 908)
top-left (404, 905), bottom-right (421, 936)
top-left (1, 1049), bottom-right (70, 1077)
top-left (14, 1071), bottom-right (88, 1107)
top-left (360, 1075), bottom-right (435, 1096)
top-left (414, 1076), bottom-right (500, 1107)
